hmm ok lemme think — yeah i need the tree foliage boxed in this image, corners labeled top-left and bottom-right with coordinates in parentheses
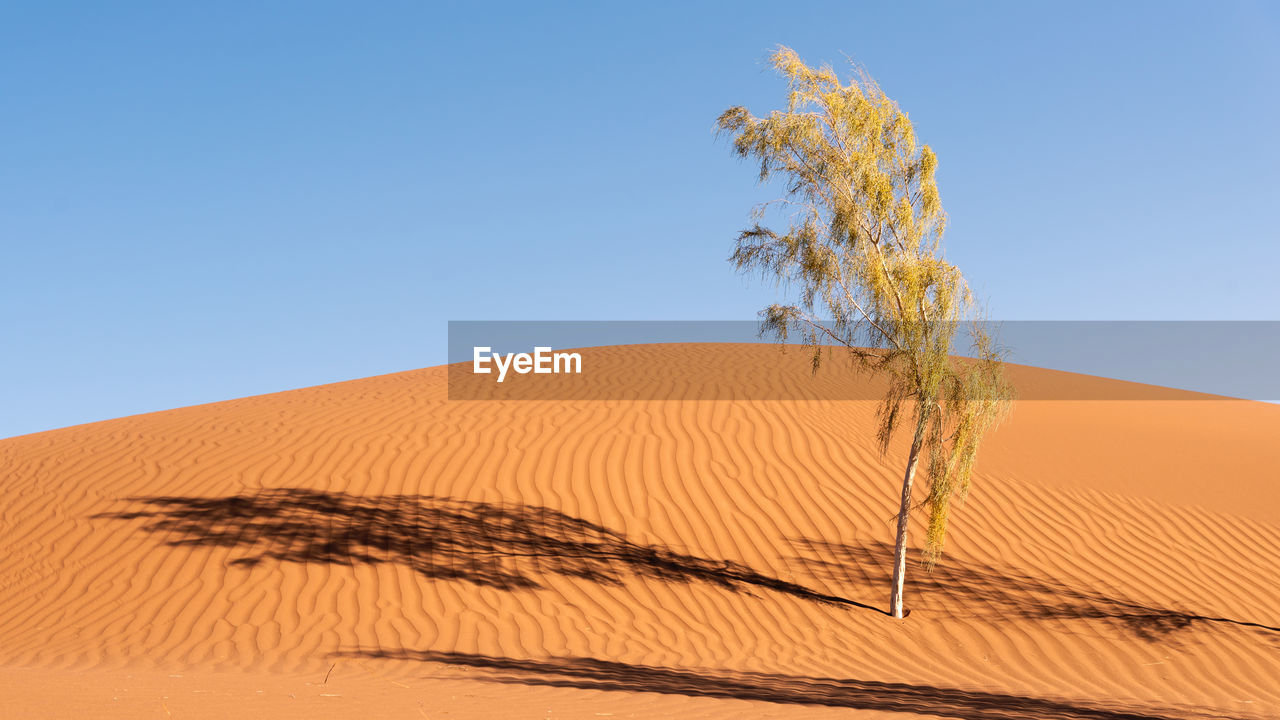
top-left (718, 47), bottom-right (1012, 569)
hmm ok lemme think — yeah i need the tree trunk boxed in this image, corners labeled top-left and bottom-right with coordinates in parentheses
top-left (889, 415), bottom-right (928, 619)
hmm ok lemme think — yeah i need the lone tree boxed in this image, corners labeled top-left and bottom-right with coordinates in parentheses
top-left (718, 47), bottom-right (1012, 619)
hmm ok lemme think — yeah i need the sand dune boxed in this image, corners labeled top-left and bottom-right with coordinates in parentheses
top-left (1, 343), bottom-right (1276, 719)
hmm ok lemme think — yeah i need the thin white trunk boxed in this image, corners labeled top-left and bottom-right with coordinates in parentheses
top-left (889, 419), bottom-right (926, 619)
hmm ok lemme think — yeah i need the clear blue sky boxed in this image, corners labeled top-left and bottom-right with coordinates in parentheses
top-left (2, 1), bottom-right (1277, 438)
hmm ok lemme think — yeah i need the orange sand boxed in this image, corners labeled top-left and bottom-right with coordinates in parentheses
top-left (1, 343), bottom-right (1276, 719)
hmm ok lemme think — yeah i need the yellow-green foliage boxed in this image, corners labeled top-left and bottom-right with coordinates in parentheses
top-left (719, 46), bottom-right (1012, 569)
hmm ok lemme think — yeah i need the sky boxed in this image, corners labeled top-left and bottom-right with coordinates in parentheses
top-left (2, 1), bottom-right (1277, 439)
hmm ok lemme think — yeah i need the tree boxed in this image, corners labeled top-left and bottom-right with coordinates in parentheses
top-left (717, 47), bottom-right (1012, 619)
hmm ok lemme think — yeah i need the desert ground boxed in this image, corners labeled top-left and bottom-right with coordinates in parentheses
top-left (0, 343), bottom-right (1276, 719)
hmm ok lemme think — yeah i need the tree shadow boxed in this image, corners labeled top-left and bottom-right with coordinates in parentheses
top-left (95, 489), bottom-right (1276, 646)
top-left (791, 539), bottom-right (1279, 642)
top-left (96, 488), bottom-right (876, 611)
top-left (333, 649), bottom-right (1236, 720)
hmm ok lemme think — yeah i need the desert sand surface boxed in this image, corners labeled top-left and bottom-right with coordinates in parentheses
top-left (1, 343), bottom-right (1276, 719)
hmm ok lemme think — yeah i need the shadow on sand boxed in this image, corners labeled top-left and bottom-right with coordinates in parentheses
top-left (332, 649), bottom-right (1233, 720)
top-left (96, 489), bottom-right (1275, 644)
top-left (791, 539), bottom-right (1279, 642)
top-left (96, 488), bottom-right (875, 611)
